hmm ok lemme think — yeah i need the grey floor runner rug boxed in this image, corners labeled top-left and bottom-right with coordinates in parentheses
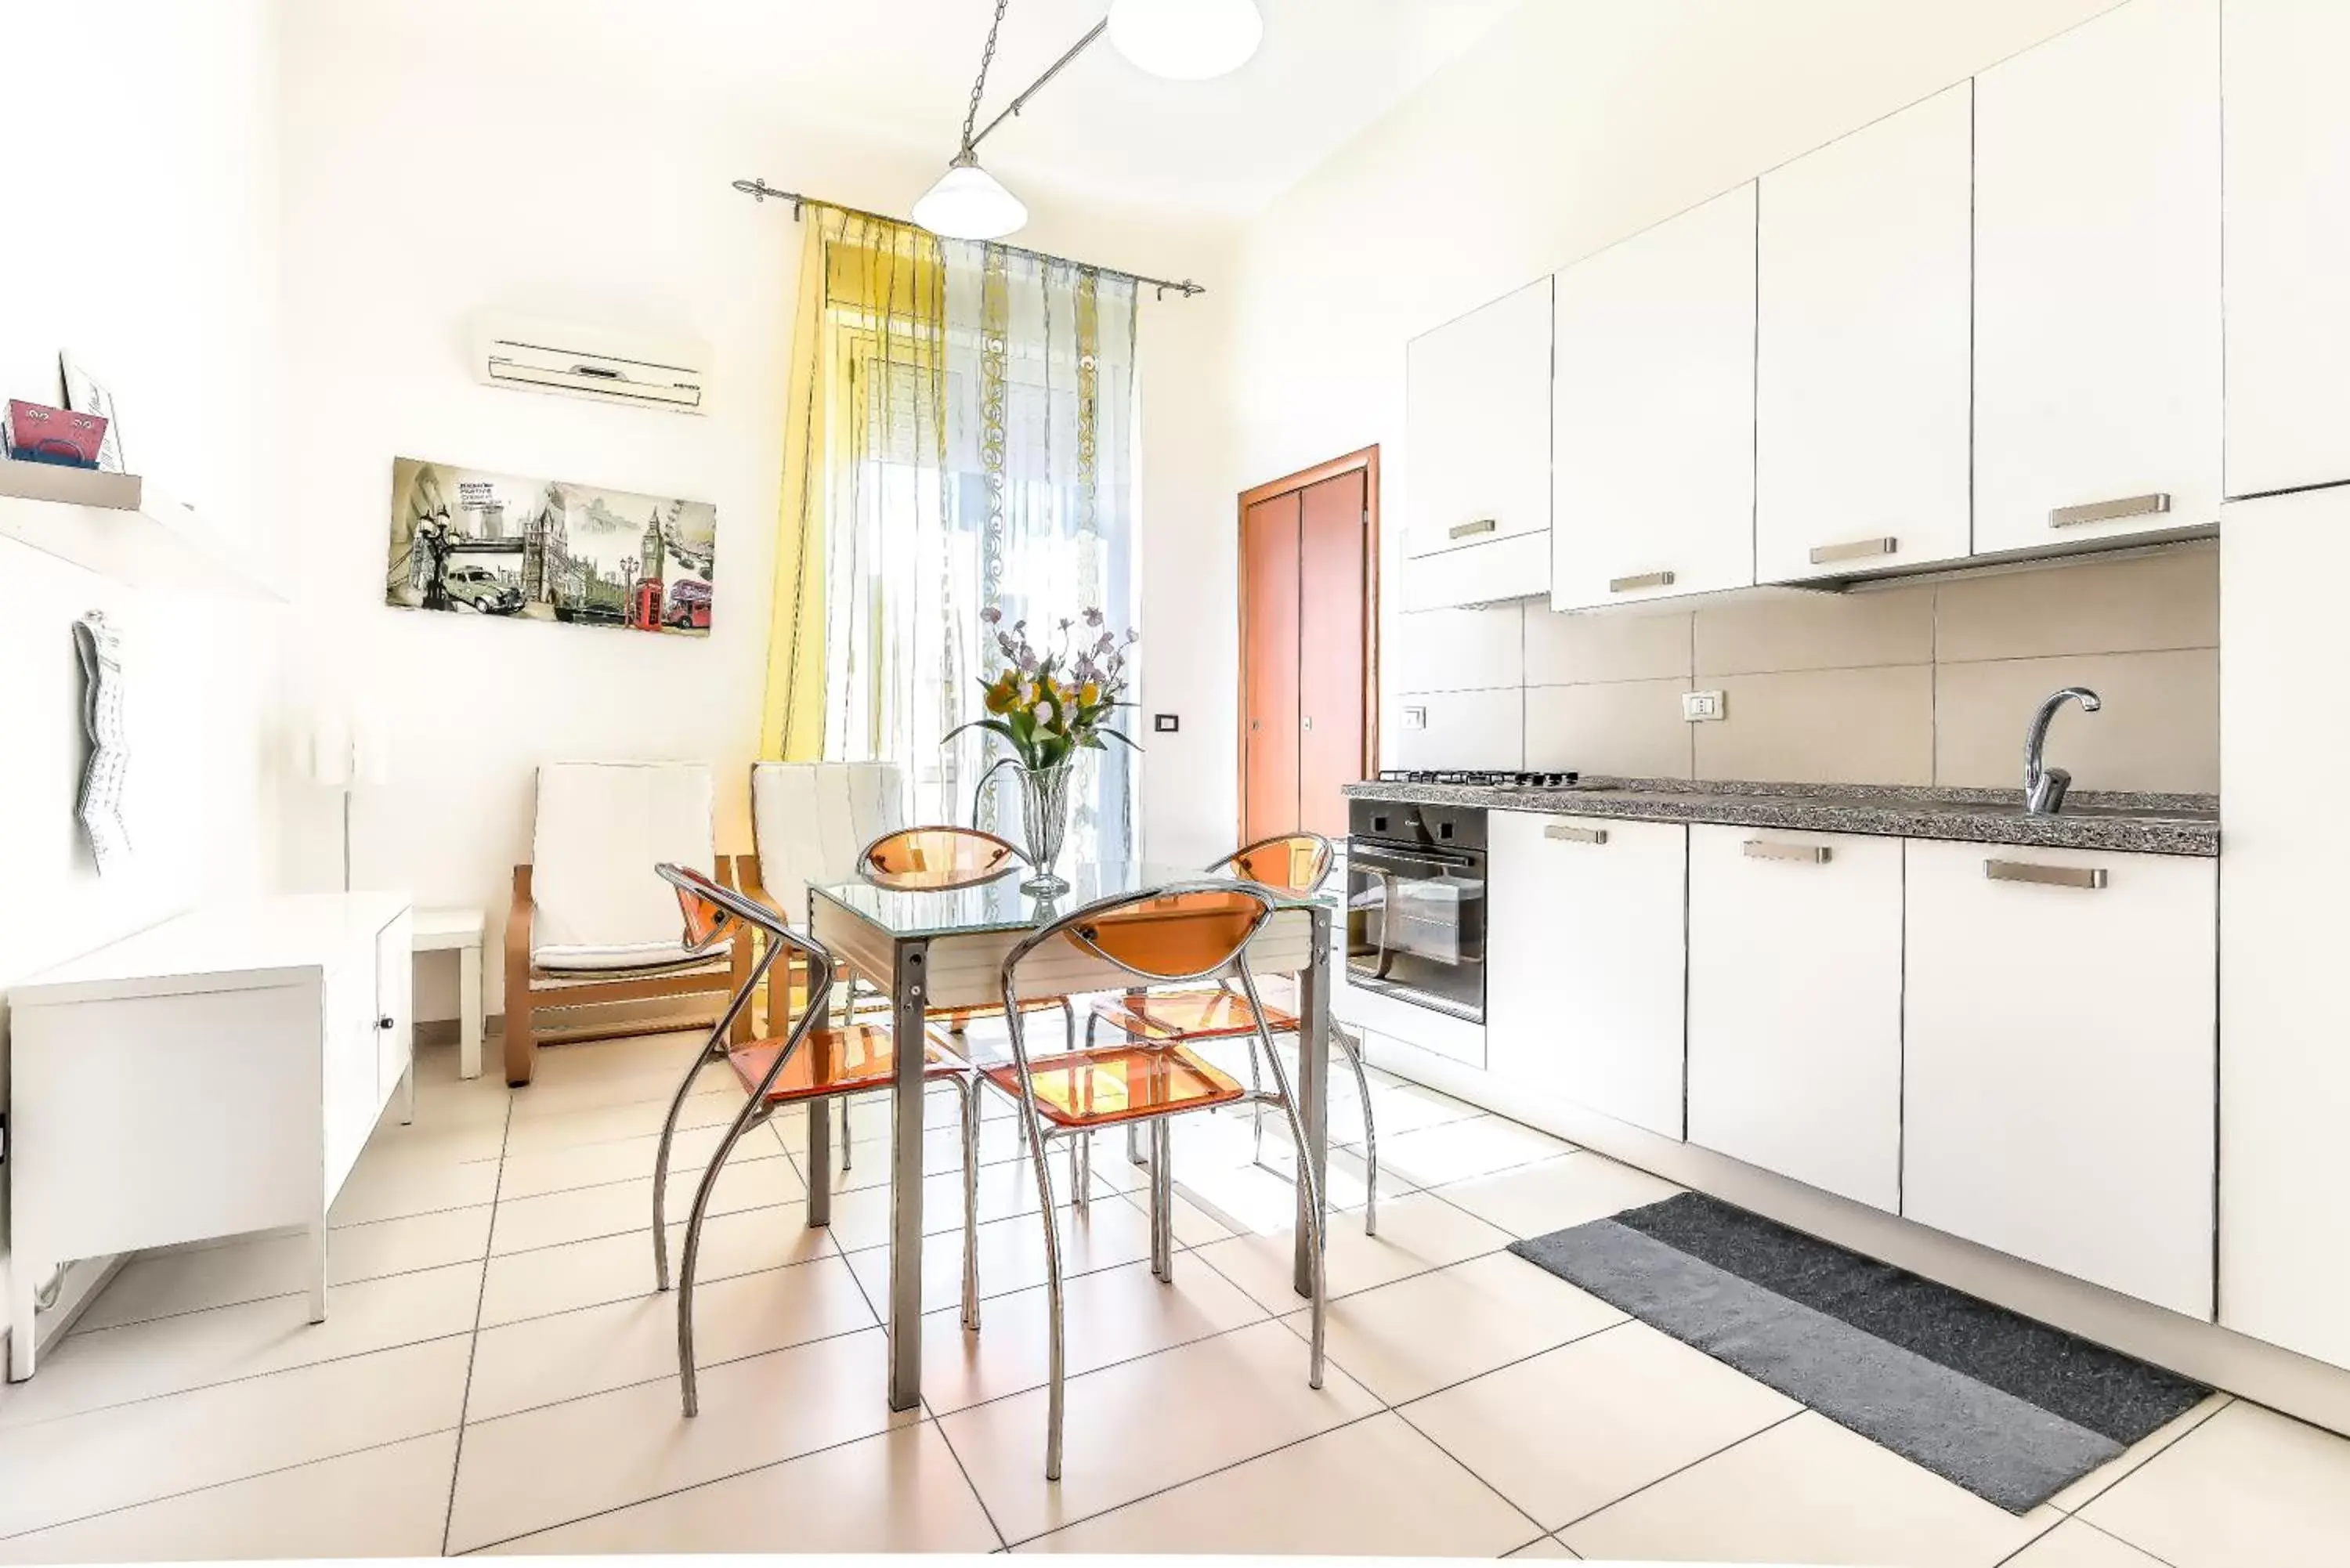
top-left (1509, 1193), bottom-right (2208, 1514)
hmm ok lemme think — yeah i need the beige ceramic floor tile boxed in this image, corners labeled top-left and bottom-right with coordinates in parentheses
top-left (2003, 1519), bottom-right (2172, 1568)
top-left (498, 1089), bottom-right (747, 1158)
top-left (1431, 1151), bottom-right (1683, 1240)
top-left (477, 1200), bottom-right (834, 1328)
top-left (1506, 1537), bottom-right (1580, 1559)
top-left (1020, 1411), bottom-right (1538, 1555)
top-left (0, 1262), bottom-right (483, 1428)
top-left (2080, 1399), bottom-right (2350, 1568)
top-left (0, 1430), bottom-right (459, 1562)
top-left (844, 1198), bottom-right (1159, 1316)
top-left (1280, 1251), bottom-right (1625, 1404)
top-left (525, 1029), bottom-right (710, 1085)
top-left (938, 1317), bottom-right (1384, 1544)
top-left (1368, 1115), bottom-right (1577, 1188)
top-left (78, 1205), bottom-right (492, 1331)
top-left (488, 1155), bottom-right (801, 1255)
top-left (917, 1254), bottom-right (1269, 1415)
top-left (331, 1150), bottom-right (501, 1226)
top-left (483, 1422), bottom-right (1000, 1555)
top-left (0, 1336), bottom-right (471, 1538)
top-left (444, 1326), bottom-right (915, 1552)
top-left (1401, 1319), bottom-right (1799, 1530)
top-left (1559, 1411), bottom-right (2058, 1566)
top-left (1355, 1078), bottom-right (1490, 1136)
top-left (1115, 1184), bottom-right (1235, 1249)
top-left (1191, 1191), bottom-right (1515, 1313)
top-left (356, 1110), bottom-right (508, 1168)
top-left (465, 1254), bottom-right (875, 1421)
top-left (2046, 1391), bottom-right (2231, 1513)
top-left (503, 1059), bottom-right (735, 1120)
top-left (494, 1119), bottom-right (768, 1201)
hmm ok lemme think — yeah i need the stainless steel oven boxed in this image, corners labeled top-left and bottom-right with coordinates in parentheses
top-left (1345, 799), bottom-right (1487, 1024)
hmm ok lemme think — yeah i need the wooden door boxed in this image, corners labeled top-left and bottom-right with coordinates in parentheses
top-left (1241, 490), bottom-right (1302, 844)
top-left (1296, 470), bottom-right (1367, 839)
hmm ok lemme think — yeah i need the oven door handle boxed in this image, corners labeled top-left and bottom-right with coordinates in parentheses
top-left (1348, 844), bottom-right (1481, 877)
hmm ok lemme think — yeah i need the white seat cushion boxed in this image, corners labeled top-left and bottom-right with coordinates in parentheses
top-left (750, 761), bottom-right (906, 917)
top-left (531, 761), bottom-right (716, 970)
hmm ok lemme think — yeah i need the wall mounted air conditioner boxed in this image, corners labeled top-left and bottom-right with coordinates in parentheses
top-left (470, 312), bottom-right (710, 414)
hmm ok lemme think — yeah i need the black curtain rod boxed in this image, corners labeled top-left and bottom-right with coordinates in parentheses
top-left (731, 179), bottom-right (1206, 300)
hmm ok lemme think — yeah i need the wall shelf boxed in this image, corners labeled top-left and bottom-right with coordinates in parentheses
top-left (0, 458), bottom-right (281, 601)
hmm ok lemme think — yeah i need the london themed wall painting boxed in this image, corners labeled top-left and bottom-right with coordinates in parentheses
top-left (385, 457), bottom-right (715, 636)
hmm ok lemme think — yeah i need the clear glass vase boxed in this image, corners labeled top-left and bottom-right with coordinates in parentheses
top-left (1015, 761), bottom-right (1074, 896)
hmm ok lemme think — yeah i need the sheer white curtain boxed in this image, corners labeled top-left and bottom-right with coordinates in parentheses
top-left (821, 235), bottom-right (1140, 865)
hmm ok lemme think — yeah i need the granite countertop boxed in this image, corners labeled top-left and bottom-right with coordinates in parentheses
top-left (1341, 777), bottom-right (2219, 857)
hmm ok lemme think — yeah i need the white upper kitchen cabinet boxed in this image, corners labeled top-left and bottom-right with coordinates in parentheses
top-left (2222, 0), bottom-right (2350, 498)
top-left (1687, 826), bottom-right (1904, 1212)
top-left (1757, 84), bottom-right (1972, 583)
top-left (1973, 0), bottom-right (2222, 555)
top-left (1485, 811), bottom-right (1686, 1139)
top-left (1553, 184), bottom-right (1757, 612)
top-left (1402, 277), bottom-right (1552, 607)
top-left (1902, 838), bottom-right (2217, 1320)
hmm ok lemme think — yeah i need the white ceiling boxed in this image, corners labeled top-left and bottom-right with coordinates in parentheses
top-left (379, 0), bottom-right (1525, 219)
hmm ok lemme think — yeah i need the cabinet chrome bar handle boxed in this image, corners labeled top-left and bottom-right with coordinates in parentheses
top-left (2048, 493), bottom-right (2170, 529)
top-left (1544, 823), bottom-right (1608, 845)
top-left (1448, 518), bottom-right (1498, 540)
top-left (1808, 536), bottom-right (1898, 565)
top-left (1984, 858), bottom-right (2108, 890)
top-left (1743, 840), bottom-right (1830, 864)
top-left (1608, 569), bottom-right (1676, 593)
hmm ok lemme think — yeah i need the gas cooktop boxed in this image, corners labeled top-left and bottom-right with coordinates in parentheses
top-left (1376, 769), bottom-right (1582, 789)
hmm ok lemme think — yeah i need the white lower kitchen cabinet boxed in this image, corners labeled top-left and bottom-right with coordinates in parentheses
top-left (1485, 811), bottom-right (1687, 1138)
top-left (1902, 839), bottom-right (2216, 1318)
top-left (1687, 826), bottom-right (1903, 1211)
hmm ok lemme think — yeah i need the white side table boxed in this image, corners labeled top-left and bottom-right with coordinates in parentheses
top-left (412, 908), bottom-right (486, 1079)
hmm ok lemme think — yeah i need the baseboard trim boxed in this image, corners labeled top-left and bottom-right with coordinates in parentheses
top-left (1361, 1032), bottom-right (2350, 1440)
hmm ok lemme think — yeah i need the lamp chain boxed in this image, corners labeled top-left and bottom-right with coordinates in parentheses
top-left (959, 0), bottom-right (1014, 155)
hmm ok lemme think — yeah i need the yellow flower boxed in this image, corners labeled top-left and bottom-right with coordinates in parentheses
top-left (1077, 681), bottom-right (1101, 708)
top-left (984, 674), bottom-right (1018, 714)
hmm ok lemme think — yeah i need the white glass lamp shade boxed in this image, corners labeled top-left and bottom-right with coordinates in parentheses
top-left (913, 154), bottom-right (1029, 240)
top-left (1108, 0), bottom-right (1264, 80)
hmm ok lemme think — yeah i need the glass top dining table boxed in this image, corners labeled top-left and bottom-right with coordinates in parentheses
top-left (804, 862), bottom-right (1340, 1414)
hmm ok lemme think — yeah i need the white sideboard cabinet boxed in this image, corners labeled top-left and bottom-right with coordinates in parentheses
top-left (6, 894), bottom-right (414, 1380)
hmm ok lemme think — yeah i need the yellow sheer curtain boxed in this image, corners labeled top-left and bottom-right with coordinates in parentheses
top-left (757, 208), bottom-right (945, 760)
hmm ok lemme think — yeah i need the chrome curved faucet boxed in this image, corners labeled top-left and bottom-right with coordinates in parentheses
top-left (2023, 686), bottom-right (2102, 815)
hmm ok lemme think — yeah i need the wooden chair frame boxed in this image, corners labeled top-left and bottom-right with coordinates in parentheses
top-left (503, 859), bottom-right (754, 1086)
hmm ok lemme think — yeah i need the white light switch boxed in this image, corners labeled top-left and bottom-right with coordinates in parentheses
top-left (1401, 706), bottom-right (1429, 731)
top-left (1683, 690), bottom-right (1726, 722)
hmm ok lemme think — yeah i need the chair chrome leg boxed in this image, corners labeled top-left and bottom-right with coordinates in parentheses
top-left (1242, 981), bottom-right (1325, 1390)
top-left (651, 1036), bottom-right (723, 1292)
top-left (1337, 1025), bottom-right (1377, 1237)
top-left (676, 1097), bottom-right (765, 1416)
top-left (957, 1075), bottom-right (981, 1331)
top-left (1072, 1131), bottom-right (1091, 1213)
top-left (1148, 1118), bottom-right (1175, 1282)
top-left (1249, 1037), bottom-right (1266, 1166)
top-left (1058, 996), bottom-right (1077, 1049)
top-left (840, 1096), bottom-right (853, 1172)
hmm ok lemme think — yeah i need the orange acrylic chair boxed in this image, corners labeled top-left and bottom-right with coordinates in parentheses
top-left (987, 880), bottom-right (1328, 1482)
top-left (1089, 832), bottom-right (1379, 1233)
top-left (647, 863), bottom-right (982, 1416)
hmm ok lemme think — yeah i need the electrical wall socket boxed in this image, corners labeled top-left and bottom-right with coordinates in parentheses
top-left (1682, 690), bottom-right (1726, 722)
top-left (1401, 706), bottom-right (1429, 731)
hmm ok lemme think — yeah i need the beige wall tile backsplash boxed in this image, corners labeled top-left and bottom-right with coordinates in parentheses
top-left (1385, 543), bottom-right (2218, 793)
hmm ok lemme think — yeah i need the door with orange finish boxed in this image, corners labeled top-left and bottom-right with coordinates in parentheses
top-left (1242, 491), bottom-right (1302, 844)
top-left (1297, 470), bottom-right (1368, 838)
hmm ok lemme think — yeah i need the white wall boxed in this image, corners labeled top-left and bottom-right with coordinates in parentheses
top-left (1161, 0), bottom-right (2134, 848)
top-left (0, 0), bottom-right (286, 1335)
top-left (273, 0), bottom-right (1235, 1018)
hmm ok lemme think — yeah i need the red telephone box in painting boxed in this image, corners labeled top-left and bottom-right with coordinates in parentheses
top-left (630, 579), bottom-right (663, 630)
